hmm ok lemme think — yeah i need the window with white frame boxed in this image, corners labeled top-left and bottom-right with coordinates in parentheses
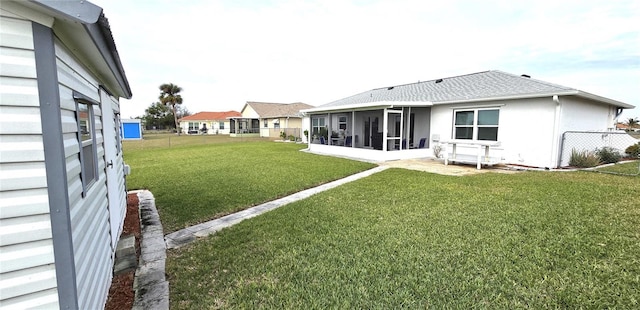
top-left (273, 119), bottom-right (280, 129)
top-left (338, 116), bottom-right (347, 130)
top-left (264, 119), bottom-right (268, 128)
top-left (188, 122), bottom-right (199, 131)
top-left (454, 108), bottom-right (499, 141)
top-left (219, 121), bottom-right (225, 129)
top-left (75, 94), bottom-right (98, 196)
top-left (311, 116), bottom-right (326, 136)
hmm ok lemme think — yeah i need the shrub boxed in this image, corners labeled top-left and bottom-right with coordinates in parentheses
top-left (625, 143), bottom-right (640, 158)
top-left (288, 135), bottom-right (295, 141)
top-left (569, 149), bottom-right (601, 168)
top-left (596, 147), bottom-right (622, 164)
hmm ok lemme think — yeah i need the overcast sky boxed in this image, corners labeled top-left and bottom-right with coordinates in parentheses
top-left (93, 0), bottom-right (639, 120)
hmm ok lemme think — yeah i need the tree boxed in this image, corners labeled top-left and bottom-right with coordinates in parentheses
top-left (158, 83), bottom-right (183, 134)
top-left (142, 102), bottom-right (174, 130)
top-left (627, 117), bottom-right (639, 131)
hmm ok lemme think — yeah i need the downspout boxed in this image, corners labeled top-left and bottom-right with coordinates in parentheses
top-left (552, 95), bottom-right (562, 168)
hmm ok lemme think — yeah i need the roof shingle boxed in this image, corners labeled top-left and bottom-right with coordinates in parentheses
top-left (245, 102), bottom-right (314, 118)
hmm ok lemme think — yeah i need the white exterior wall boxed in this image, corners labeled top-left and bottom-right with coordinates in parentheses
top-left (180, 119), bottom-right (233, 134)
top-left (431, 98), bottom-right (559, 168)
top-left (55, 39), bottom-right (116, 310)
top-left (430, 96), bottom-right (619, 168)
top-left (558, 96), bottom-right (615, 133)
top-left (0, 13), bottom-right (59, 309)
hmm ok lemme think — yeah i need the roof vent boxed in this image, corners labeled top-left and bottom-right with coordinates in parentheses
top-left (521, 74), bottom-right (530, 78)
top-left (387, 87), bottom-right (394, 90)
top-left (435, 79), bottom-right (443, 83)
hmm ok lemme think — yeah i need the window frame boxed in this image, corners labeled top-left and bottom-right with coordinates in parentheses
top-left (188, 122), bottom-right (199, 131)
top-left (311, 116), bottom-right (326, 136)
top-left (219, 121), bottom-right (225, 130)
top-left (73, 91), bottom-right (99, 197)
top-left (338, 116), bottom-right (347, 130)
top-left (453, 108), bottom-right (500, 141)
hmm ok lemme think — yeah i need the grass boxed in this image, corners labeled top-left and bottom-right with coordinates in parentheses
top-left (124, 137), bottom-right (375, 232)
top-left (594, 160), bottom-right (640, 175)
top-left (167, 169), bottom-right (640, 309)
top-left (123, 132), bottom-right (267, 151)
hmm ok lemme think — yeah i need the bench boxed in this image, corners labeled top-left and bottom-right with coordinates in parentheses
top-left (440, 139), bottom-right (501, 169)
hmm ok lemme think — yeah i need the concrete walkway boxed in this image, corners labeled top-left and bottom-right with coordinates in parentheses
top-left (165, 165), bottom-right (388, 249)
top-left (131, 166), bottom-right (387, 308)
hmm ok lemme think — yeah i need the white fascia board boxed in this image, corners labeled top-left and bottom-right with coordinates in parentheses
top-left (432, 90), bottom-right (634, 109)
top-left (575, 91), bottom-right (635, 109)
top-left (301, 101), bottom-right (432, 114)
top-left (432, 91), bottom-right (578, 106)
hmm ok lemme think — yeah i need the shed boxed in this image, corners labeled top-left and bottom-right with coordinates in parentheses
top-left (121, 118), bottom-right (142, 140)
top-left (1, 1), bottom-right (132, 309)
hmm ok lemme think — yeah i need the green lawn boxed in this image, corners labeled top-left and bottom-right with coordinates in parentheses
top-left (124, 139), bottom-right (376, 232)
top-left (595, 160), bottom-right (640, 175)
top-left (167, 169), bottom-right (640, 309)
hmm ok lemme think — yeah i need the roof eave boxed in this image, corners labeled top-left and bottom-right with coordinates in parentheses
top-left (30, 0), bottom-right (132, 99)
top-left (575, 91), bottom-right (634, 109)
top-left (302, 101), bottom-right (432, 114)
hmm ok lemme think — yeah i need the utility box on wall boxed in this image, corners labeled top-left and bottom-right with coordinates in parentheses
top-left (121, 119), bottom-right (142, 140)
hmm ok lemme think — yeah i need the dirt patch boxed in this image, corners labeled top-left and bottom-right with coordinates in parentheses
top-left (105, 193), bottom-right (140, 310)
top-left (380, 158), bottom-right (519, 176)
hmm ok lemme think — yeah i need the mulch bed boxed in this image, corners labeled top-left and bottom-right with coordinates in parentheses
top-left (105, 193), bottom-right (141, 310)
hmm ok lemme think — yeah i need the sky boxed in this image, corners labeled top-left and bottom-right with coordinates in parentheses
top-left (93, 0), bottom-right (640, 121)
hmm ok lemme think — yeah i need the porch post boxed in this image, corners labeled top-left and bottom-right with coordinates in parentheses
top-left (328, 112), bottom-right (332, 145)
top-left (407, 107), bottom-right (411, 149)
top-left (383, 108), bottom-right (388, 152)
top-left (351, 111), bottom-right (355, 148)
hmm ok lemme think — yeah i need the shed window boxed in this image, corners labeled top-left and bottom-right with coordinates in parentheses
top-left (74, 93), bottom-right (99, 196)
top-left (454, 108), bottom-right (499, 141)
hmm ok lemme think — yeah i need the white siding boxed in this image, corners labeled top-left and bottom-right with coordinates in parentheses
top-left (0, 13), bottom-right (58, 309)
top-left (55, 38), bottom-right (114, 310)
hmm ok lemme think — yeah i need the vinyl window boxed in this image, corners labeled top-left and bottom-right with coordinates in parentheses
top-left (454, 108), bottom-right (499, 141)
top-left (74, 92), bottom-right (99, 196)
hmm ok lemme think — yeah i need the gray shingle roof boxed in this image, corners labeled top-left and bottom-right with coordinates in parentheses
top-left (320, 71), bottom-right (575, 109)
top-left (246, 102), bottom-right (314, 118)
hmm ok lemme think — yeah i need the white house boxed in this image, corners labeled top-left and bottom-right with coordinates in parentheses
top-left (302, 71), bottom-right (635, 169)
top-left (1, 1), bottom-right (132, 309)
top-left (229, 102), bottom-right (314, 141)
top-left (178, 111), bottom-right (241, 135)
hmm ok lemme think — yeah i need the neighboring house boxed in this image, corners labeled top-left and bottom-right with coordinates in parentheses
top-left (1, 1), bottom-right (132, 309)
top-left (178, 111), bottom-right (241, 135)
top-left (302, 70), bottom-right (635, 168)
top-left (616, 122), bottom-right (640, 132)
top-left (229, 101), bottom-right (314, 141)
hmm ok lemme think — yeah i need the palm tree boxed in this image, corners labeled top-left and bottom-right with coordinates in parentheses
top-left (627, 117), bottom-right (639, 131)
top-left (158, 83), bottom-right (183, 135)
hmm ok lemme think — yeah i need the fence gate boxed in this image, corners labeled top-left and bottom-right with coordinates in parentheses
top-left (559, 131), bottom-right (639, 167)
